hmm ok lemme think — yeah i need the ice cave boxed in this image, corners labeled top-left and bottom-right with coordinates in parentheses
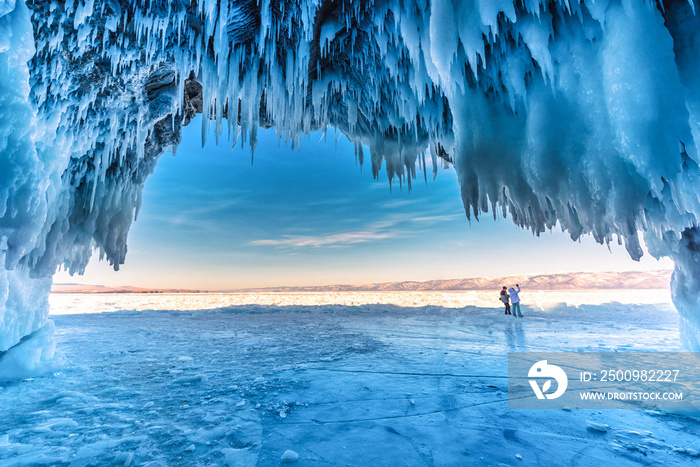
top-left (2, 0), bottom-right (700, 375)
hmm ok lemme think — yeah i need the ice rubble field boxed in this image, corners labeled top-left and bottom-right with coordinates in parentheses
top-left (48, 290), bottom-right (674, 315)
top-left (2, 291), bottom-right (700, 466)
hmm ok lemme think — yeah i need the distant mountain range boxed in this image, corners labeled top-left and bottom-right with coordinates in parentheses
top-left (52, 270), bottom-right (672, 294)
top-left (51, 284), bottom-right (202, 294)
top-left (230, 270), bottom-right (672, 292)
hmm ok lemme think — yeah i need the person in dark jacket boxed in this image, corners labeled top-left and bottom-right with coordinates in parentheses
top-left (500, 286), bottom-right (511, 315)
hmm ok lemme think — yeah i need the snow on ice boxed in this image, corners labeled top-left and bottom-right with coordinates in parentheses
top-left (2, 0), bottom-right (700, 373)
top-left (0, 293), bottom-right (698, 465)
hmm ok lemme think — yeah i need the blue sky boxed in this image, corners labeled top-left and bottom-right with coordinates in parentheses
top-left (55, 116), bottom-right (672, 289)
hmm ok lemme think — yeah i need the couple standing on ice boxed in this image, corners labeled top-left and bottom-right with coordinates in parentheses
top-left (500, 285), bottom-right (523, 317)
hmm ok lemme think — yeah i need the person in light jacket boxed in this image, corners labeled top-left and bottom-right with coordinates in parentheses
top-left (499, 286), bottom-right (511, 315)
top-left (508, 284), bottom-right (523, 317)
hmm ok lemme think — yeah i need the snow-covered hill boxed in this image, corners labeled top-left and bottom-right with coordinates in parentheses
top-left (235, 270), bottom-right (673, 292)
top-left (51, 270), bottom-right (673, 294)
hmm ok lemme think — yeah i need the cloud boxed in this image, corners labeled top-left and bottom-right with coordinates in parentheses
top-left (250, 229), bottom-right (397, 248)
top-left (409, 214), bottom-right (462, 223)
top-left (249, 211), bottom-right (461, 249)
top-left (250, 215), bottom-right (412, 248)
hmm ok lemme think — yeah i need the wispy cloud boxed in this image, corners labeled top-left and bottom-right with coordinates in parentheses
top-left (250, 229), bottom-right (397, 248)
top-left (250, 211), bottom-right (461, 249)
top-left (410, 214), bottom-right (462, 223)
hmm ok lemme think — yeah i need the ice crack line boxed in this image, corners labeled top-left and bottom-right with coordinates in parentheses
top-left (300, 368), bottom-right (509, 379)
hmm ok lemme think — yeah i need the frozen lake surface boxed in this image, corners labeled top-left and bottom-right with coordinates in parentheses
top-left (2, 291), bottom-right (700, 465)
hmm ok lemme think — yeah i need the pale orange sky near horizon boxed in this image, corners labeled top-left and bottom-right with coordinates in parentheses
top-left (55, 251), bottom-right (674, 290)
top-left (54, 218), bottom-right (674, 290)
top-left (53, 121), bottom-right (675, 290)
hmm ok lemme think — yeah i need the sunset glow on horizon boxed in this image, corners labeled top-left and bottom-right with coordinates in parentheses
top-left (54, 116), bottom-right (673, 290)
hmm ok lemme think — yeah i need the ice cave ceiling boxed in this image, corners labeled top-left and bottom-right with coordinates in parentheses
top-left (2, 0), bottom-right (700, 371)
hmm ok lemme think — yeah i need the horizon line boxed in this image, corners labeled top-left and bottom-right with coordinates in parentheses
top-left (51, 268), bottom-right (673, 294)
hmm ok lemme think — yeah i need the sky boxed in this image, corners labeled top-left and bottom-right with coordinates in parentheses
top-left (54, 116), bottom-right (673, 290)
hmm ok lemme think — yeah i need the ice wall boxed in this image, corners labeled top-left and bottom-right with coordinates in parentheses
top-left (3, 0), bottom-right (700, 376)
top-left (0, 0), bottom-right (56, 377)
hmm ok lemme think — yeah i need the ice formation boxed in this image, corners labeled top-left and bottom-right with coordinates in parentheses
top-left (2, 0), bottom-right (700, 374)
